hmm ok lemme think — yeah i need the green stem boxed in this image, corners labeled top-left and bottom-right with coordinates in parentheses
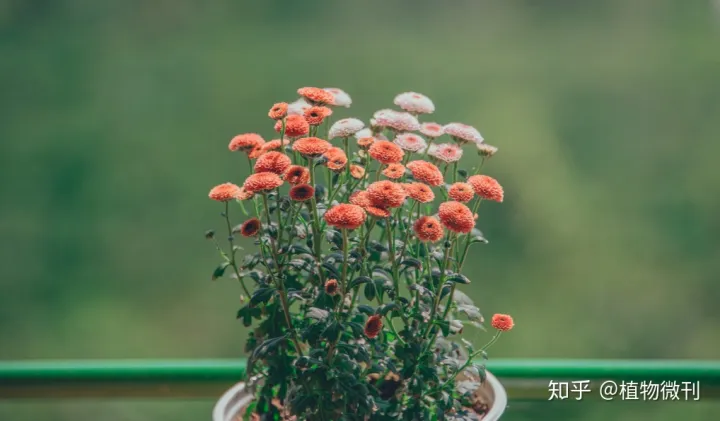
top-left (445, 332), bottom-right (502, 385)
top-left (223, 202), bottom-right (251, 298)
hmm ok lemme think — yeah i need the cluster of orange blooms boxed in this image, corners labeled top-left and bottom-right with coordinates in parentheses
top-left (208, 86), bottom-right (513, 337)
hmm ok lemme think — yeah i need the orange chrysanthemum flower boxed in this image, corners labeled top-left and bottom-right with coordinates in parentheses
top-left (382, 163), bottom-right (406, 180)
top-left (268, 102), bottom-right (288, 120)
top-left (283, 165), bottom-right (311, 185)
top-left (365, 205), bottom-right (391, 219)
top-left (304, 106), bottom-right (333, 126)
top-left (324, 279), bottom-right (339, 296)
top-left (364, 315), bottom-right (383, 339)
top-left (350, 165), bottom-right (366, 180)
top-left (438, 201), bottom-right (475, 234)
top-left (491, 314), bottom-right (514, 332)
top-left (208, 183), bottom-right (242, 202)
top-left (289, 184), bottom-right (315, 202)
top-left (239, 218), bottom-right (262, 237)
top-left (349, 191), bottom-right (371, 207)
top-left (236, 186), bottom-right (254, 201)
top-left (243, 172), bottom-right (284, 193)
top-left (276, 114), bottom-right (309, 138)
top-left (297, 87), bottom-right (335, 105)
top-left (324, 204), bottom-right (367, 230)
top-left (467, 175), bottom-right (504, 203)
top-left (406, 160), bottom-right (444, 186)
top-left (248, 144), bottom-right (265, 159)
top-left (368, 140), bottom-right (405, 165)
top-left (292, 137), bottom-right (332, 157)
top-left (254, 151), bottom-right (292, 175)
top-left (229, 133), bottom-right (264, 152)
top-left (448, 182), bottom-right (475, 203)
top-left (260, 138), bottom-right (290, 152)
top-left (357, 136), bottom-right (375, 149)
top-left (366, 180), bottom-right (407, 208)
top-left (413, 216), bottom-right (444, 242)
top-left (323, 147), bottom-right (348, 172)
top-left (403, 182), bottom-right (435, 203)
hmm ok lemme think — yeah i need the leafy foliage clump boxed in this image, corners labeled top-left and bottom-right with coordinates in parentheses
top-left (207, 89), bottom-right (513, 420)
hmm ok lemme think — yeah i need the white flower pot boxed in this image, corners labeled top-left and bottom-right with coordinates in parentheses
top-left (212, 371), bottom-right (507, 421)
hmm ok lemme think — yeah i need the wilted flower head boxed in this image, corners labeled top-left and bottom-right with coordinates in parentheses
top-left (373, 109), bottom-right (420, 132)
top-left (209, 183), bottom-right (242, 202)
top-left (369, 140), bottom-right (404, 165)
top-left (297, 87), bottom-right (334, 105)
top-left (293, 137), bottom-right (331, 157)
top-left (254, 151), bottom-right (292, 175)
top-left (289, 184), bottom-right (315, 202)
top-left (419, 122), bottom-right (445, 138)
top-left (467, 175), bottom-right (504, 202)
top-left (430, 143), bottom-right (463, 163)
top-left (324, 88), bottom-right (352, 107)
top-left (438, 201), bottom-right (475, 234)
top-left (477, 143), bottom-right (498, 158)
top-left (229, 133), bottom-right (264, 152)
top-left (444, 122), bottom-right (484, 144)
top-left (364, 315), bottom-right (383, 339)
top-left (324, 278), bottom-right (339, 296)
top-left (394, 92), bottom-right (435, 114)
top-left (329, 118), bottom-right (365, 139)
top-left (276, 114), bottom-right (310, 138)
top-left (243, 172), bottom-right (284, 193)
top-left (304, 106), bottom-right (333, 126)
top-left (394, 133), bottom-right (428, 153)
top-left (324, 204), bottom-right (367, 230)
top-left (406, 160), bottom-right (444, 186)
top-left (287, 98), bottom-right (311, 116)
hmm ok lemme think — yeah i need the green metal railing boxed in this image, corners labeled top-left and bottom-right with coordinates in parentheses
top-left (1, 360), bottom-right (719, 400)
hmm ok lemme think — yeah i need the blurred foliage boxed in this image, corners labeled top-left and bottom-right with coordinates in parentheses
top-left (1, 0), bottom-right (719, 419)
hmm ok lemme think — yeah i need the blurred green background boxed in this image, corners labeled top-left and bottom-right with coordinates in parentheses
top-left (1, 0), bottom-right (719, 419)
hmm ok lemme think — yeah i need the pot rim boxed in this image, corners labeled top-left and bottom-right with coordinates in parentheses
top-left (213, 371), bottom-right (507, 421)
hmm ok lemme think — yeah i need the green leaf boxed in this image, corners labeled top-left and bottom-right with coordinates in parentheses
top-left (469, 228), bottom-right (488, 244)
top-left (400, 257), bottom-right (423, 270)
top-left (435, 320), bottom-right (451, 337)
top-left (349, 276), bottom-right (372, 289)
top-left (356, 305), bottom-right (375, 316)
top-left (250, 287), bottom-right (276, 305)
top-left (378, 303), bottom-right (398, 317)
top-left (211, 261), bottom-right (231, 280)
top-left (446, 273), bottom-right (471, 284)
top-left (364, 282), bottom-right (376, 301)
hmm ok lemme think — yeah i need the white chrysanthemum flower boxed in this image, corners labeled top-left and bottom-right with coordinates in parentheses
top-left (430, 143), bottom-right (463, 163)
top-left (287, 98), bottom-right (311, 116)
top-left (394, 92), bottom-right (435, 114)
top-left (443, 122), bottom-right (484, 144)
top-left (477, 143), bottom-right (498, 157)
top-left (354, 128), bottom-right (373, 139)
top-left (420, 122), bottom-right (445, 138)
top-left (373, 109), bottom-right (420, 132)
top-left (394, 133), bottom-right (427, 152)
top-left (329, 118), bottom-right (365, 139)
top-left (324, 88), bottom-right (352, 108)
top-left (425, 143), bottom-right (440, 157)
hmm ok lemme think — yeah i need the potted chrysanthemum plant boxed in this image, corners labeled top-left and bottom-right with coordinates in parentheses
top-left (206, 87), bottom-right (514, 421)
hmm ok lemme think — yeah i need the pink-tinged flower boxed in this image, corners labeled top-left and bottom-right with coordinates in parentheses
top-left (354, 128), bottom-right (373, 139)
top-left (394, 133), bottom-right (427, 153)
top-left (430, 143), bottom-right (463, 163)
top-left (406, 160), bottom-right (444, 186)
top-left (438, 201), bottom-right (475, 234)
top-left (297, 87), bottom-right (334, 105)
top-left (236, 186), bottom-right (254, 201)
top-left (373, 109), bottom-right (420, 132)
top-left (268, 103), bottom-right (288, 120)
top-left (477, 143), bottom-right (498, 158)
top-left (491, 314), bottom-right (514, 331)
top-left (229, 133), bottom-right (264, 152)
top-left (209, 183), bottom-right (242, 202)
top-left (254, 151), bottom-right (292, 175)
top-left (367, 180), bottom-right (407, 208)
top-left (419, 122), bottom-right (445, 138)
top-left (324, 204), bottom-right (367, 230)
top-left (444, 122), bottom-right (484, 144)
top-left (448, 182), bottom-right (474, 203)
top-left (329, 118), bottom-right (365, 139)
top-left (413, 216), bottom-right (444, 242)
top-left (350, 165), bottom-right (366, 179)
top-left (243, 172), bottom-right (284, 193)
top-left (467, 175), bottom-right (504, 203)
top-left (287, 98), bottom-right (312, 116)
top-left (323, 88), bottom-right (352, 107)
top-left (276, 114), bottom-right (310, 138)
top-left (393, 92), bottom-right (435, 114)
